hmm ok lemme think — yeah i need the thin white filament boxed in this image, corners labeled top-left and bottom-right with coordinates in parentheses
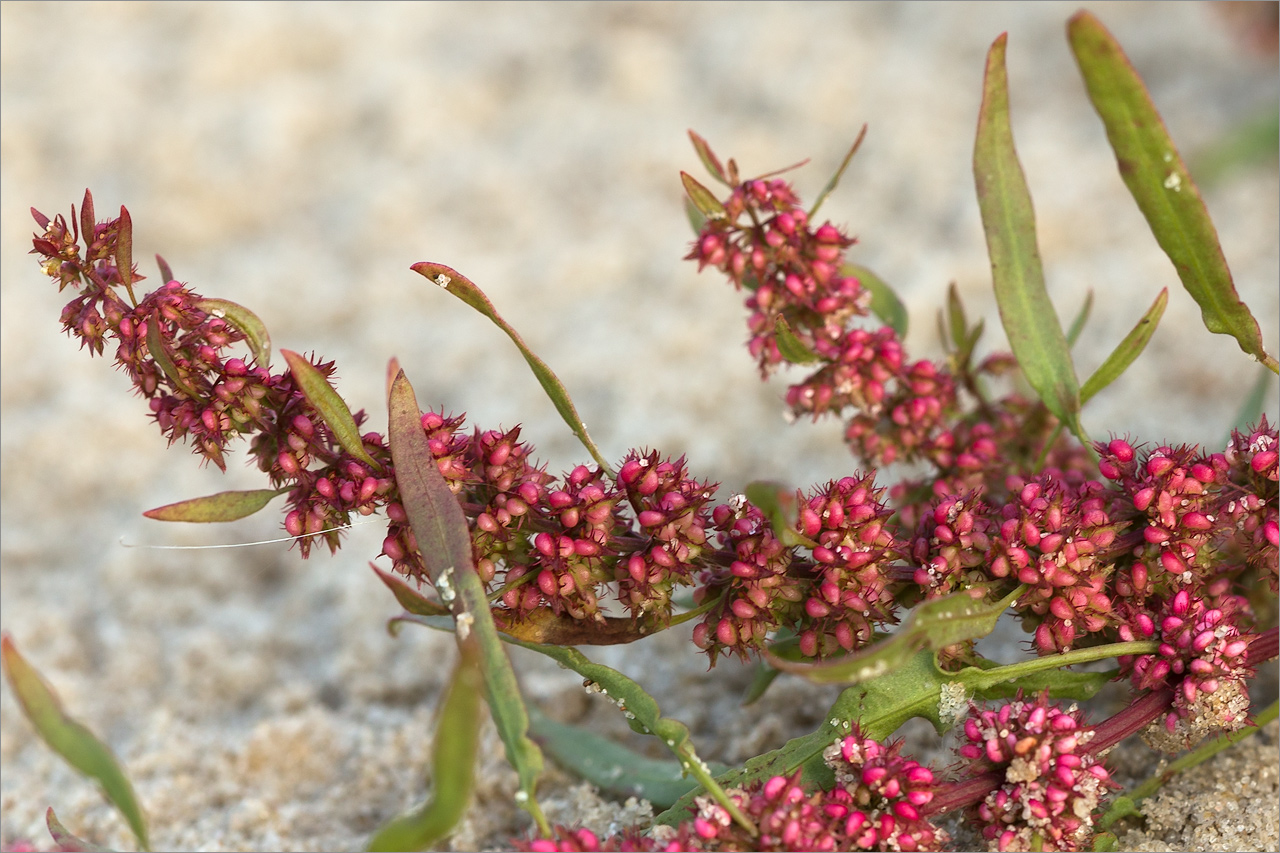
top-left (119, 518), bottom-right (381, 550)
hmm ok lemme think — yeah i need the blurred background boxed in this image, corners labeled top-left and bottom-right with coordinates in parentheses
top-left (2, 3), bottom-right (1276, 850)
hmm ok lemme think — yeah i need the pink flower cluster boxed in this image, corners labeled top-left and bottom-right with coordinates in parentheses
top-left (960, 692), bottom-right (1115, 852)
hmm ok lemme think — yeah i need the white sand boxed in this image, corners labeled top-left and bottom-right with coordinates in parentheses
top-left (2, 3), bottom-right (1276, 850)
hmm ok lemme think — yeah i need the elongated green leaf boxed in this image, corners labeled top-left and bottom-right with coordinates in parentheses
top-left (281, 349), bottom-right (380, 469)
top-left (528, 705), bottom-right (728, 808)
top-left (387, 371), bottom-right (548, 834)
top-left (842, 263), bottom-right (908, 338)
top-left (195, 298), bottom-right (272, 367)
top-left (511, 640), bottom-right (755, 834)
top-left (1229, 366), bottom-right (1274, 446)
top-left (366, 647), bottom-right (483, 852)
top-left (680, 171), bottom-right (727, 220)
top-left (808, 125), bottom-right (867, 218)
top-left (766, 586), bottom-right (1020, 685)
top-left (409, 263), bottom-right (611, 474)
top-left (46, 808), bottom-right (113, 853)
top-left (684, 196), bottom-right (707, 236)
top-left (742, 482), bottom-right (813, 549)
top-left (372, 566), bottom-right (451, 617)
top-left (1068, 11), bottom-right (1277, 374)
top-left (1066, 290), bottom-right (1094, 348)
top-left (142, 487), bottom-right (285, 522)
top-left (2, 636), bottom-right (149, 851)
top-left (975, 34), bottom-right (1084, 438)
top-left (1080, 288), bottom-right (1167, 404)
top-left (773, 317), bottom-right (821, 365)
top-left (688, 130), bottom-right (729, 185)
top-left (145, 317), bottom-right (200, 400)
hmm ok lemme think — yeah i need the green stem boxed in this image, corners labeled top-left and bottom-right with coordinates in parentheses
top-left (965, 640), bottom-right (1159, 692)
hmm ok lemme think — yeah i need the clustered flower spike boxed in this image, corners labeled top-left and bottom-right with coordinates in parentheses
top-left (959, 692), bottom-right (1115, 852)
top-left (1116, 587), bottom-right (1255, 750)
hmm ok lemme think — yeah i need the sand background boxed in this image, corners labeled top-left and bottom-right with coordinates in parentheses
top-left (2, 2), bottom-right (1277, 850)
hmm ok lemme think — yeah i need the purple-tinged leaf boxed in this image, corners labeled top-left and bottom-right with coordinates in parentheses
top-left (842, 263), bottom-right (908, 338)
top-left (366, 646), bottom-right (483, 852)
top-left (79, 189), bottom-right (95, 250)
top-left (808, 124), bottom-right (867, 218)
top-left (195, 297), bottom-right (272, 367)
top-left (2, 636), bottom-right (150, 852)
top-left (1080, 287), bottom-right (1167, 404)
top-left (144, 318), bottom-right (202, 400)
top-left (143, 488), bottom-right (284, 522)
top-left (680, 171), bottom-right (727, 220)
top-left (387, 370), bottom-right (548, 835)
top-left (371, 565), bottom-right (451, 618)
top-left (772, 316), bottom-right (821, 365)
top-left (975, 34), bottom-right (1083, 440)
top-left (409, 262), bottom-right (611, 474)
top-left (688, 129), bottom-right (729, 185)
top-left (116, 206), bottom-right (137, 304)
top-left (45, 809), bottom-right (113, 853)
top-left (154, 254), bottom-right (175, 285)
top-left (1068, 11), bottom-right (1277, 374)
top-left (281, 349), bottom-right (380, 469)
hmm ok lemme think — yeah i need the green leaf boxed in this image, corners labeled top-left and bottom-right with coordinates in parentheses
top-left (1080, 288), bottom-right (1167, 404)
top-left (371, 566), bottom-right (451, 618)
top-left (974, 34), bottom-right (1084, 438)
top-left (366, 647), bottom-right (483, 852)
top-left (1066, 290), bottom-right (1094, 348)
top-left (1228, 366), bottom-right (1274, 446)
top-left (680, 171), bottom-right (727, 220)
top-left (528, 705), bottom-right (728, 808)
top-left (1067, 10), bottom-right (1277, 374)
top-left (46, 808), bottom-right (114, 853)
top-left (772, 317), bottom-right (821, 365)
top-left (684, 196), bottom-right (707, 236)
top-left (142, 488), bottom-right (285, 523)
top-left (688, 130), bottom-right (729, 185)
top-left (842, 263), bottom-right (908, 338)
top-left (281, 349), bottom-right (380, 469)
top-left (145, 316), bottom-right (200, 400)
top-left (387, 371), bottom-right (548, 834)
top-left (765, 585), bottom-right (1021, 685)
top-left (741, 660), bottom-right (782, 706)
top-left (409, 263), bottom-right (612, 474)
top-left (511, 640), bottom-right (755, 834)
top-left (195, 298), bottom-right (272, 368)
top-left (964, 659), bottom-right (1114, 703)
top-left (742, 482), bottom-right (813, 549)
top-left (2, 635), bottom-right (150, 851)
top-left (808, 125), bottom-right (867, 218)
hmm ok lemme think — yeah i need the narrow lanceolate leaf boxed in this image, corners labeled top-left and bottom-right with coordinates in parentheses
top-left (975, 34), bottom-right (1084, 439)
top-left (680, 171), bottom-right (727, 220)
top-left (765, 585), bottom-right (1021, 685)
top-left (1066, 289), bottom-right (1095, 348)
top-left (1080, 288), bottom-right (1167, 404)
top-left (842, 263), bottom-right (908, 338)
top-left (528, 705), bottom-right (728, 808)
top-left (387, 371), bottom-right (548, 835)
top-left (281, 349), bottom-right (380, 469)
top-left (1068, 11), bottom-right (1277, 374)
top-left (773, 316), bottom-right (822, 365)
top-left (371, 566), bottom-right (451, 618)
top-left (808, 125), bottom-right (868, 218)
top-left (195, 298), bottom-right (272, 367)
top-left (2, 636), bottom-right (150, 852)
top-left (155, 254), bottom-right (176, 285)
top-left (409, 262), bottom-right (612, 474)
top-left (1229, 366), bottom-right (1274, 446)
top-left (512, 640), bottom-right (756, 835)
top-left (45, 809), bottom-right (113, 853)
top-left (688, 130), bottom-right (729, 185)
top-left (366, 647), bottom-right (483, 852)
top-left (145, 318), bottom-right (199, 400)
top-left (143, 487), bottom-right (285, 522)
top-left (115, 206), bottom-right (137, 304)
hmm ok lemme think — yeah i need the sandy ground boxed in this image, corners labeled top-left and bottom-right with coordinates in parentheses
top-left (1, 2), bottom-right (1277, 851)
